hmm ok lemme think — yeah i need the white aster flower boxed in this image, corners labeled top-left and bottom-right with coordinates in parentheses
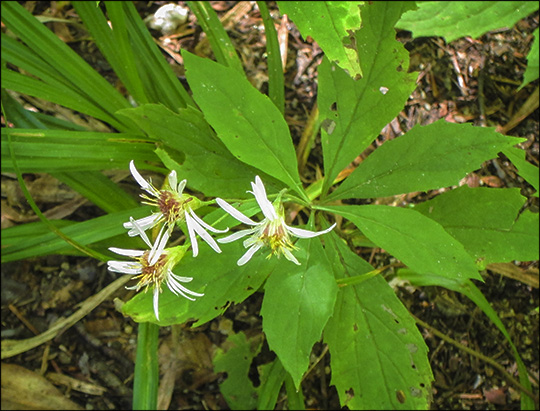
top-left (124, 160), bottom-right (227, 256)
top-left (216, 176), bottom-right (336, 266)
top-left (108, 217), bottom-right (203, 321)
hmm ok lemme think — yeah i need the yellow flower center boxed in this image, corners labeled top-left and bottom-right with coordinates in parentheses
top-left (132, 252), bottom-right (169, 292)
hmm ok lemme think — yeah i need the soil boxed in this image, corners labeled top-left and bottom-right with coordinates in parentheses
top-left (1, 1), bottom-right (539, 410)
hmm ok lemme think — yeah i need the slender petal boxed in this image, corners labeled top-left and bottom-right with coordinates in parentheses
top-left (187, 208), bottom-right (228, 233)
top-left (216, 198), bottom-right (257, 225)
top-left (148, 224), bottom-right (170, 265)
top-left (186, 210), bottom-right (222, 254)
top-left (169, 272), bottom-right (194, 283)
top-left (218, 228), bottom-right (256, 244)
top-left (130, 160), bottom-right (159, 196)
top-left (168, 170), bottom-right (178, 191)
top-left (167, 270), bottom-right (204, 298)
top-left (108, 247), bottom-right (145, 257)
top-left (176, 179), bottom-right (187, 195)
top-left (286, 223), bottom-right (337, 239)
top-left (127, 217), bottom-right (153, 248)
top-left (237, 243), bottom-right (264, 266)
top-left (249, 176), bottom-right (277, 220)
top-left (185, 211), bottom-right (200, 257)
top-left (124, 214), bottom-right (162, 235)
top-left (153, 287), bottom-right (161, 321)
top-left (107, 261), bottom-right (142, 274)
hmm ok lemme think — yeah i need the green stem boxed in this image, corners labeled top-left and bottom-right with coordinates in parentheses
top-left (133, 322), bottom-right (160, 410)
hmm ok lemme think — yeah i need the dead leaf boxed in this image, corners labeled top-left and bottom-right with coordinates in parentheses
top-left (484, 387), bottom-right (507, 405)
top-left (1, 363), bottom-right (83, 410)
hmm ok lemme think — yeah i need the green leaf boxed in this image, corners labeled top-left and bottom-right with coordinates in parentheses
top-left (277, 1), bottom-right (363, 79)
top-left (1, 128), bottom-right (159, 173)
top-left (187, 1), bottom-right (244, 74)
top-left (503, 146), bottom-right (539, 195)
top-left (319, 204), bottom-right (483, 281)
top-left (117, 103), bottom-right (267, 198)
top-left (257, 358), bottom-right (287, 410)
top-left (324, 232), bottom-right (433, 409)
top-left (260, 239), bottom-right (339, 388)
top-left (182, 51), bottom-right (307, 200)
top-left (318, 1), bottom-right (418, 197)
top-left (521, 28), bottom-right (539, 88)
top-left (214, 332), bottom-right (263, 410)
top-left (122, 240), bottom-right (272, 326)
top-left (398, 270), bottom-right (534, 410)
top-left (413, 186), bottom-right (539, 265)
top-left (327, 120), bottom-right (525, 201)
top-left (396, 1), bottom-right (539, 43)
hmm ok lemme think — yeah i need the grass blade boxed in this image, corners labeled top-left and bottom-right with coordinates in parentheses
top-left (257, 1), bottom-right (285, 114)
top-left (187, 1), bottom-right (244, 74)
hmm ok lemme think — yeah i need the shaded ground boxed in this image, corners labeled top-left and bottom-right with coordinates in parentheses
top-left (1, 1), bottom-right (539, 410)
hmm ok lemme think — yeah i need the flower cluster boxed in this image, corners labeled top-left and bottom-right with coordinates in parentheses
top-left (108, 161), bottom-right (336, 321)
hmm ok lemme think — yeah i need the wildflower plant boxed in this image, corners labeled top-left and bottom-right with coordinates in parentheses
top-left (1, 2), bottom-right (538, 410)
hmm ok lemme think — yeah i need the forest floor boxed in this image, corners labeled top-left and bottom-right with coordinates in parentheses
top-left (1, 1), bottom-right (539, 410)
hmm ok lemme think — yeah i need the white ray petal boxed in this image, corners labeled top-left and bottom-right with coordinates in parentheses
top-left (148, 224), bottom-right (170, 265)
top-left (153, 287), bottom-right (161, 321)
top-left (249, 176), bottom-right (277, 220)
top-left (217, 228), bottom-right (255, 243)
top-left (187, 208), bottom-right (228, 233)
top-left (130, 160), bottom-right (159, 196)
top-left (286, 223), bottom-right (337, 239)
top-left (237, 243), bottom-right (263, 266)
top-left (108, 247), bottom-right (145, 257)
top-left (168, 170), bottom-right (178, 191)
top-left (187, 211), bottom-right (222, 254)
top-left (124, 214), bottom-right (162, 235)
top-left (216, 198), bottom-right (257, 226)
top-left (167, 270), bottom-right (204, 298)
top-left (127, 217), bottom-right (153, 248)
top-left (177, 179), bottom-right (187, 195)
top-left (169, 271), bottom-right (194, 283)
top-left (107, 261), bottom-right (142, 274)
top-left (185, 211), bottom-right (200, 257)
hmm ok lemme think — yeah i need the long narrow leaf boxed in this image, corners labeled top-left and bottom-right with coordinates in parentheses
top-left (1, 1), bottom-right (134, 130)
top-left (1, 206), bottom-right (152, 263)
top-left (257, 1), bottom-right (285, 114)
top-left (187, 1), bottom-right (244, 74)
top-left (1, 128), bottom-right (161, 173)
top-left (72, 2), bottom-right (149, 106)
top-left (2, 69), bottom-right (124, 129)
top-left (53, 171), bottom-right (139, 214)
top-left (120, 1), bottom-right (195, 110)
